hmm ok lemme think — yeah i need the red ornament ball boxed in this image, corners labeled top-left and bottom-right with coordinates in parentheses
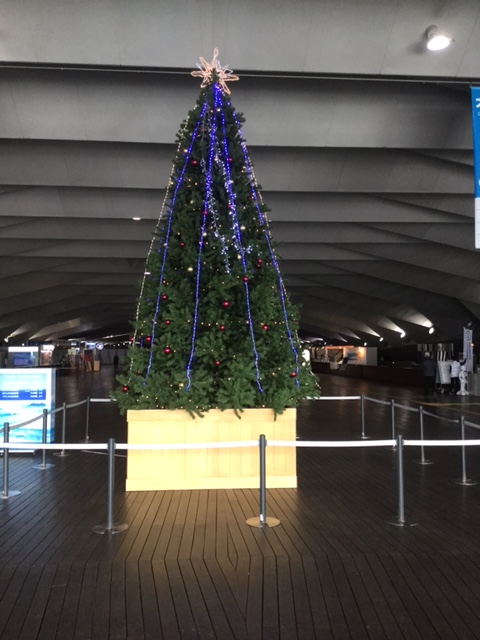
top-left (121, 385), bottom-right (129, 393)
top-left (214, 360), bottom-right (221, 367)
top-left (228, 157), bottom-right (233, 163)
top-left (145, 336), bottom-right (152, 343)
top-left (163, 347), bottom-right (172, 355)
top-left (219, 325), bottom-right (226, 331)
top-left (202, 210), bottom-right (208, 217)
top-left (257, 258), bottom-right (263, 265)
top-left (179, 241), bottom-right (185, 247)
top-left (290, 371), bottom-right (297, 378)
top-left (161, 294), bottom-right (168, 301)
top-left (243, 276), bottom-right (249, 282)
top-left (221, 300), bottom-right (230, 308)
top-left (262, 325), bottom-right (269, 331)
top-left (191, 159), bottom-right (198, 165)
top-left (165, 319), bottom-right (171, 325)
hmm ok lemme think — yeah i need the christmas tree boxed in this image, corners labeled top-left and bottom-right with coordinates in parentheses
top-left (113, 50), bottom-right (319, 416)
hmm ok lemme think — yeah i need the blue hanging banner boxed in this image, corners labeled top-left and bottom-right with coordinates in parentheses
top-left (471, 87), bottom-right (480, 248)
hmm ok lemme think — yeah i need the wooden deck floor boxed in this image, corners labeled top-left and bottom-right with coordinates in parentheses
top-left (1, 368), bottom-right (480, 639)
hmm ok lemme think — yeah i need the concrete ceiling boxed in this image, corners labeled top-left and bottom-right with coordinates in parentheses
top-left (1, 0), bottom-right (480, 348)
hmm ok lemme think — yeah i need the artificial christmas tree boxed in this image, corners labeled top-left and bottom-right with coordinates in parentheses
top-left (113, 51), bottom-right (319, 490)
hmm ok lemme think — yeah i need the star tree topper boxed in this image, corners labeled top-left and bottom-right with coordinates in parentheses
top-left (191, 48), bottom-right (239, 94)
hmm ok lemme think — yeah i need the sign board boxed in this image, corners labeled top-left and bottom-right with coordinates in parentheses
top-left (437, 361), bottom-right (452, 385)
top-left (463, 327), bottom-right (474, 373)
top-left (0, 368), bottom-right (55, 443)
top-left (471, 87), bottom-right (480, 248)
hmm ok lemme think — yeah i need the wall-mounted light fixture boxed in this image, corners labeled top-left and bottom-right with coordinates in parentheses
top-left (425, 25), bottom-right (453, 51)
top-left (428, 326), bottom-right (435, 335)
top-left (399, 331), bottom-right (406, 338)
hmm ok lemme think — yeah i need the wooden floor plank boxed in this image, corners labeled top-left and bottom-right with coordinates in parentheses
top-left (17, 564), bottom-right (57, 640)
top-left (3, 369), bottom-right (480, 637)
top-left (151, 560), bottom-right (182, 639)
top-left (201, 556), bottom-right (249, 638)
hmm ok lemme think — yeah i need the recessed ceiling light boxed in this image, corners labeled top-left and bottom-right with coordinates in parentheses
top-left (425, 25), bottom-right (453, 51)
top-left (132, 217), bottom-right (141, 221)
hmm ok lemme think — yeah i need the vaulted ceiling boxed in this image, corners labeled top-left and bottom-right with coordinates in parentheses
top-left (1, 0), bottom-right (480, 348)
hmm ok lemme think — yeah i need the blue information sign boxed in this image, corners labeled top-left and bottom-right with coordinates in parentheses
top-left (470, 87), bottom-right (480, 248)
top-left (0, 369), bottom-right (55, 444)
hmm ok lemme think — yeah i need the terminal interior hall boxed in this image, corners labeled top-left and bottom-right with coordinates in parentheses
top-left (2, 1), bottom-right (480, 639)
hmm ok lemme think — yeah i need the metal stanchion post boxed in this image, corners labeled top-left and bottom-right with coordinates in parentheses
top-left (385, 399), bottom-right (396, 450)
top-left (54, 402), bottom-right (69, 457)
top-left (84, 396), bottom-right (91, 442)
top-left (360, 394), bottom-right (368, 439)
top-left (453, 416), bottom-right (477, 486)
top-left (246, 434), bottom-right (280, 528)
top-left (414, 405), bottom-right (433, 465)
top-left (2, 422), bottom-right (20, 499)
top-left (386, 435), bottom-right (417, 527)
top-left (33, 409), bottom-right (54, 470)
top-left (92, 438), bottom-right (128, 534)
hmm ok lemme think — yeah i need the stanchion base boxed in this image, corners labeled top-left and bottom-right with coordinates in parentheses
top-left (53, 452), bottom-right (70, 457)
top-left (453, 478), bottom-right (477, 486)
top-left (360, 435), bottom-right (370, 440)
top-left (1, 490), bottom-right (21, 499)
top-left (413, 459), bottom-right (433, 465)
top-left (32, 463), bottom-right (55, 469)
top-left (92, 522), bottom-right (129, 535)
top-left (385, 516), bottom-right (418, 527)
top-left (246, 516), bottom-right (281, 528)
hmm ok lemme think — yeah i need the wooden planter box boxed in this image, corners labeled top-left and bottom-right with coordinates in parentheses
top-left (126, 408), bottom-right (297, 491)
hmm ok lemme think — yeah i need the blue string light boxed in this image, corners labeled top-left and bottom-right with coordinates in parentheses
top-left (229, 103), bottom-right (301, 385)
top-left (217, 89), bottom-right (263, 392)
top-left (145, 102), bottom-right (208, 379)
top-left (185, 93), bottom-right (217, 389)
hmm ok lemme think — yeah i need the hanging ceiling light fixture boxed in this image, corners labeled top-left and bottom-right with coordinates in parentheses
top-left (425, 25), bottom-right (453, 51)
top-left (428, 326), bottom-right (435, 334)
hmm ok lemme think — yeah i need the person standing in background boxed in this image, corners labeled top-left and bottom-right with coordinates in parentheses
top-left (421, 352), bottom-right (437, 396)
top-left (450, 357), bottom-right (461, 394)
top-left (450, 356), bottom-right (466, 394)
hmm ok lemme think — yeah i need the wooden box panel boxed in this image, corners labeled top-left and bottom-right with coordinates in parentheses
top-left (126, 408), bottom-right (297, 490)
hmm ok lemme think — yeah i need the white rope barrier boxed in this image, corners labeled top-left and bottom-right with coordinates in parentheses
top-left (5, 438), bottom-right (480, 452)
top-left (306, 395), bottom-right (361, 400)
top-left (404, 439), bottom-right (480, 447)
top-left (65, 400), bottom-right (87, 409)
top-left (365, 397), bottom-right (388, 405)
top-left (7, 414), bottom-right (43, 430)
top-left (420, 409), bottom-right (458, 423)
top-left (115, 440), bottom-right (258, 451)
top-left (1, 442), bottom-right (107, 451)
top-left (464, 420), bottom-right (480, 431)
top-left (269, 439), bottom-right (394, 448)
top-left (90, 398), bottom-right (115, 403)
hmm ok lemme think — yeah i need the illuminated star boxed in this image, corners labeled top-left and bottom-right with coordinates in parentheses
top-left (191, 48), bottom-right (239, 94)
